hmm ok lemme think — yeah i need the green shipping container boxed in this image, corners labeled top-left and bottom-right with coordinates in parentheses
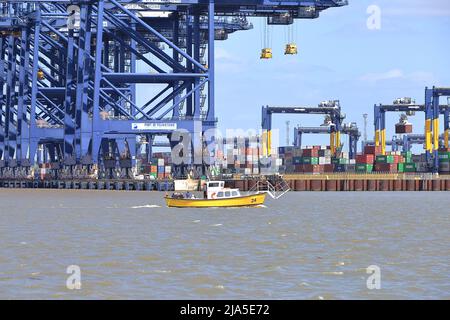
top-left (402, 151), bottom-right (412, 163)
top-left (376, 155), bottom-right (395, 163)
top-left (149, 172), bottom-right (157, 179)
top-left (293, 157), bottom-right (302, 165)
top-left (302, 157), bottom-right (319, 165)
top-left (332, 158), bottom-right (348, 165)
top-left (356, 164), bottom-right (373, 172)
top-left (402, 151), bottom-right (412, 158)
top-left (397, 163), bottom-right (405, 172)
top-left (404, 163), bottom-right (416, 172)
top-left (438, 152), bottom-right (450, 162)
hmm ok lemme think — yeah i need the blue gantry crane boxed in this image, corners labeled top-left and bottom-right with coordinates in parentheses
top-left (425, 86), bottom-right (450, 172)
top-left (374, 88), bottom-right (450, 173)
top-left (364, 134), bottom-right (445, 153)
top-left (293, 121), bottom-right (360, 159)
top-left (0, 0), bottom-right (348, 180)
top-left (261, 100), bottom-right (345, 156)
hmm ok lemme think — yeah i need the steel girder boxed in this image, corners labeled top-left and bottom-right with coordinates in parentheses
top-left (0, 0), bottom-right (348, 179)
top-left (261, 101), bottom-right (344, 156)
top-left (374, 93), bottom-right (450, 173)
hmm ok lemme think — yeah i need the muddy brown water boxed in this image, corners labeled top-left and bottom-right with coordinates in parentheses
top-left (0, 189), bottom-right (448, 299)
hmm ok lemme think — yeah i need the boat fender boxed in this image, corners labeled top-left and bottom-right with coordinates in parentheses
top-left (211, 192), bottom-right (217, 199)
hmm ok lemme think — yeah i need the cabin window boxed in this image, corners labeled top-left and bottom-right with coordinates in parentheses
top-left (231, 191), bottom-right (238, 197)
top-left (209, 182), bottom-right (220, 188)
top-left (225, 191), bottom-right (231, 197)
top-left (217, 191), bottom-right (224, 198)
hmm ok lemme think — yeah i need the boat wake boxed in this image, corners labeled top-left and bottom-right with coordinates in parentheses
top-left (131, 204), bottom-right (161, 209)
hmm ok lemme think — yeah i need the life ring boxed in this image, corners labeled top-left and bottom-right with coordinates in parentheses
top-left (210, 192), bottom-right (217, 199)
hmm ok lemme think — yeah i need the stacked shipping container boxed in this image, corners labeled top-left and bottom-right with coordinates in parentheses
top-left (140, 152), bottom-right (172, 178)
top-left (278, 145), bottom-right (354, 173)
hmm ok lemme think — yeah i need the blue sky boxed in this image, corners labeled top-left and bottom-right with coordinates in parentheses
top-left (214, 0), bottom-right (450, 152)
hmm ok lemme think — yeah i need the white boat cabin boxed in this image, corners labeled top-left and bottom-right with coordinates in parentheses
top-left (206, 181), bottom-right (241, 199)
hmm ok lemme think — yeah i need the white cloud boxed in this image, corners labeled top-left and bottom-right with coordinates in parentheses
top-left (382, 0), bottom-right (450, 17)
top-left (360, 69), bottom-right (404, 82)
top-left (360, 69), bottom-right (437, 84)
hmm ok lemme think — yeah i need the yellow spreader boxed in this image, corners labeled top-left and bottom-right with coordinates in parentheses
top-left (284, 43), bottom-right (298, 55)
top-left (260, 48), bottom-right (272, 59)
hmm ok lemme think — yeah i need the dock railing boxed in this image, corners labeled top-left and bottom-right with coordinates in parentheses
top-left (248, 179), bottom-right (291, 199)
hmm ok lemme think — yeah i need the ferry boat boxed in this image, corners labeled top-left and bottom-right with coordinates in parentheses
top-left (165, 181), bottom-right (266, 208)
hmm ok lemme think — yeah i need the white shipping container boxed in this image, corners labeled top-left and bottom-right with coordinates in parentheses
top-left (253, 168), bottom-right (259, 174)
top-left (318, 157), bottom-right (331, 165)
top-left (157, 158), bottom-right (164, 166)
top-left (165, 166), bottom-right (171, 173)
top-left (244, 168), bottom-right (252, 175)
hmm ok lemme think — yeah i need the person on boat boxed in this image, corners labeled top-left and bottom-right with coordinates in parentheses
top-left (185, 191), bottom-right (193, 199)
top-left (171, 192), bottom-right (184, 199)
top-left (202, 184), bottom-right (207, 199)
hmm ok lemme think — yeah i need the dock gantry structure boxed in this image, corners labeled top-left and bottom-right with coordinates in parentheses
top-left (293, 122), bottom-right (360, 159)
top-left (262, 100), bottom-right (346, 156)
top-left (374, 87), bottom-right (450, 173)
top-left (0, 0), bottom-right (348, 180)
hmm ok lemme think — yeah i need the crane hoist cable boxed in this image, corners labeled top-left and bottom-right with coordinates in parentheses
top-left (260, 18), bottom-right (272, 59)
top-left (284, 21), bottom-right (297, 55)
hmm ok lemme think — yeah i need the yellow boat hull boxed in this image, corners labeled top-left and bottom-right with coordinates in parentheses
top-left (165, 193), bottom-right (266, 208)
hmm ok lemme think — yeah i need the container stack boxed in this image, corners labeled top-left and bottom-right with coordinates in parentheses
top-left (140, 152), bottom-right (172, 179)
top-left (399, 151), bottom-right (416, 172)
top-left (334, 151), bottom-right (354, 172)
top-left (410, 154), bottom-right (428, 172)
top-left (216, 138), bottom-right (261, 175)
top-left (278, 145), bottom-right (352, 173)
top-left (438, 148), bottom-right (450, 173)
top-left (354, 145), bottom-right (381, 173)
top-left (374, 153), bottom-right (401, 173)
top-left (369, 150), bottom-right (420, 173)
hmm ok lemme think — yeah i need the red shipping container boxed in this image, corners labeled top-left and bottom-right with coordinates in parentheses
top-left (356, 154), bottom-right (374, 164)
top-left (364, 145), bottom-right (382, 155)
top-left (302, 164), bottom-right (321, 173)
top-left (323, 164), bottom-right (334, 173)
top-left (375, 163), bottom-right (397, 172)
top-left (294, 165), bottom-right (303, 172)
top-left (302, 148), bottom-right (319, 157)
top-left (395, 124), bottom-right (413, 134)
